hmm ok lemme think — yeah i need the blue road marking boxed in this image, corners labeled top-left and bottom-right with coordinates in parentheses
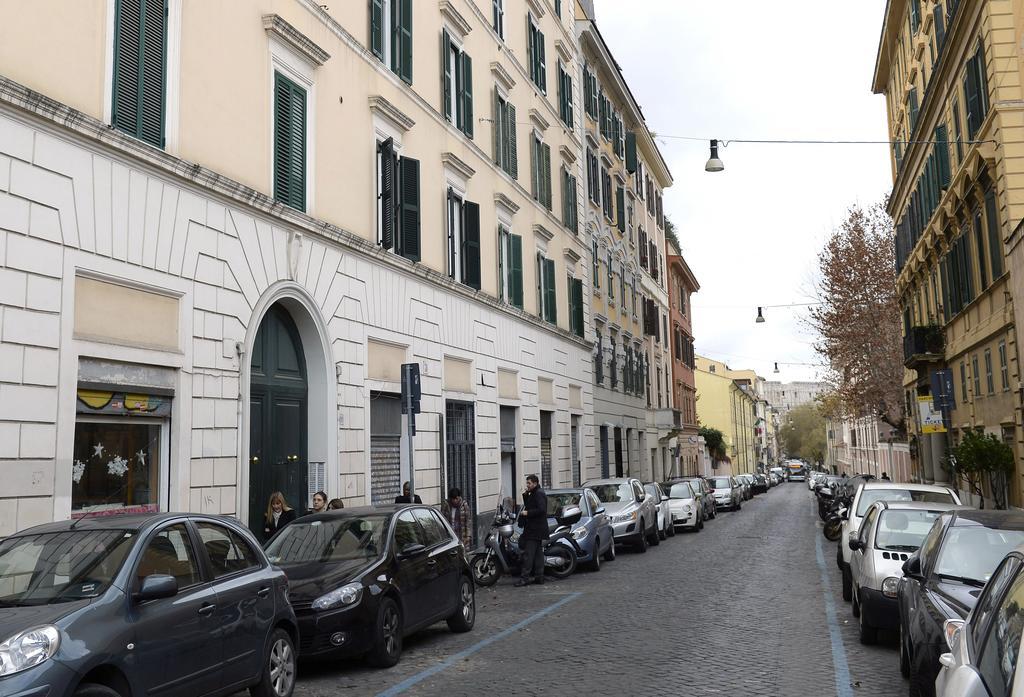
top-left (816, 532), bottom-right (854, 697)
top-left (376, 591), bottom-right (583, 697)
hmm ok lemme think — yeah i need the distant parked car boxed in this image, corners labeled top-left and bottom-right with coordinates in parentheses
top-left (546, 487), bottom-right (616, 570)
top-left (682, 476), bottom-right (717, 520)
top-left (736, 474), bottom-right (754, 500)
top-left (0, 513), bottom-right (297, 697)
top-left (661, 480), bottom-right (703, 532)
top-left (839, 482), bottom-right (961, 602)
top-left (585, 478), bottom-right (660, 552)
top-left (936, 543), bottom-right (1024, 697)
top-left (265, 504), bottom-right (475, 668)
top-left (707, 475), bottom-right (742, 511)
top-left (751, 473), bottom-right (769, 494)
top-left (848, 500), bottom-right (964, 644)
top-left (898, 509), bottom-right (1024, 697)
top-left (644, 482), bottom-right (676, 540)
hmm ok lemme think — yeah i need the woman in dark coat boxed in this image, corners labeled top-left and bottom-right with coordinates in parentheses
top-left (264, 491), bottom-right (297, 540)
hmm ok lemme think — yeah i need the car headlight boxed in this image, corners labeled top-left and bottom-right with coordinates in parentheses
top-left (312, 582), bottom-right (363, 611)
top-left (683, 505), bottom-right (693, 514)
top-left (882, 577), bottom-right (900, 598)
top-left (0, 625), bottom-right (60, 677)
top-left (571, 526), bottom-right (588, 540)
top-left (612, 510), bottom-right (638, 524)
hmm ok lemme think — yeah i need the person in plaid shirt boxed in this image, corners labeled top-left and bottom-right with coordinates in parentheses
top-left (441, 487), bottom-right (472, 548)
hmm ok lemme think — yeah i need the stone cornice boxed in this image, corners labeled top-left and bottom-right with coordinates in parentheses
top-left (439, 1), bottom-right (472, 38)
top-left (490, 61), bottom-right (516, 92)
top-left (441, 152), bottom-right (476, 180)
top-left (262, 14), bottom-right (330, 67)
top-left (533, 223), bottom-right (554, 242)
top-left (529, 108), bottom-right (551, 132)
top-left (368, 95), bottom-right (415, 132)
top-left (494, 192), bottom-right (521, 214)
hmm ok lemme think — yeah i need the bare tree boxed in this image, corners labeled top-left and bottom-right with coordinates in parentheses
top-left (809, 202), bottom-right (906, 436)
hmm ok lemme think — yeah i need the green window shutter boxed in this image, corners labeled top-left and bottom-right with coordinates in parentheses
top-left (625, 131), bottom-right (637, 173)
top-left (378, 137), bottom-right (396, 250)
top-left (530, 137), bottom-right (539, 200)
top-left (462, 201), bottom-right (481, 290)
top-left (536, 252), bottom-right (544, 317)
top-left (543, 143), bottom-right (552, 209)
top-left (570, 175), bottom-right (578, 233)
top-left (510, 234), bottom-right (523, 308)
top-left (112, 0), bottom-right (167, 148)
top-left (964, 64), bottom-right (979, 139)
top-left (396, 0), bottom-right (413, 83)
top-left (527, 18), bottom-right (536, 85)
top-left (462, 53), bottom-right (474, 137)
top-left (370, 0), bottom-right (384, 60)
top-left (592, 238), bottom-right (599, 286)
top-left (273, 73), bottom-right (307, 212)
top-left (936, 124), bottom-right (950, 187)
top-left (583, 69), bottom-right (591, 117)
top-left (544, 257), bottom-right (556, 324)
top-left (538, 29), bottom-right (546, 93)
top-left (616, 186), bottom-right (625, 232)
top-left (974, 210), bottom-right (988, 288)
top-left (399, 156), bottom-right (420, 261)
top-left (497, 227), bottom-right (506, 302)
top-left (975, 44), bottom-right (989, 118)
top-left (939, 255), bottom-right (950, 322)
top-left (573, 278), bottom-right (584, 337)
top-left (442, 29), bottom-right (452, 122)
top-left (507, 103), bottom-right (518, 179)
top-left (606, 252), bottom-right (613, 294)
top-left (986, 189), bottom-right (1003, 279)
top-left (492, 89), bottom-right (501, 165)
top-left (567, 272), bottom-right (576, 334)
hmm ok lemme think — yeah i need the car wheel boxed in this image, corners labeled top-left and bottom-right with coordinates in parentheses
top-left (636, 523), bottom-right (648, 553)
top-left (602, 539), bottom-right (616, 562)
top-left (858, 597), bottom-right (877, 645)
top-left (74, 686), bottom-right (122, 697)
top-left (899, 623), bottom-right (910, 678)
top-left (841, 566), bottom-right (852, 602)
top-left (366, 597), bottom-right (403, 668)
top-left (667, 519), bottom-right (676, 537)
top-left (658, 520), bottom-right (667, 541)
top-left (836, 543), bottom-right (844, 571)
top-left (446, 576), bottom-right (475, 633)
top-left (249, 628), bottom-right (296, 697)
top-left (589, 539), bottom-right (602, 571)
top-left (649, 520), bottom-right (661, 546)
top-left (698, 514), bottom-right (704, 531)
top-left (851, 589), bottom-right (861, 617)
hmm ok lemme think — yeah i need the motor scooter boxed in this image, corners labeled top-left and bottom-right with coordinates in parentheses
top-left (470, 504), bottom-right (581, 586)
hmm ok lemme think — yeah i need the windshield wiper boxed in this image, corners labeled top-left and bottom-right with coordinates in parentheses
top-left (937, 573), bottom-right (986, 588)
top-left (882, 545), bottom-right (919, 552)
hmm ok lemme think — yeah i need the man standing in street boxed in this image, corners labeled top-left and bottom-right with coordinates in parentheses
top-left (441, 487), bottom-right (472, 548)
top-left (515, 474), bottom-right (549, 587)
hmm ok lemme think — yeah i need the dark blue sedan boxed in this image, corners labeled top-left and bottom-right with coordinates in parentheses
top-left (546, 488), bottom-right (616, 571)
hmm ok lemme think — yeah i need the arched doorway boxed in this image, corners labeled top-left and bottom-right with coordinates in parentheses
top-left (248, 303), bottom-right (308, 538)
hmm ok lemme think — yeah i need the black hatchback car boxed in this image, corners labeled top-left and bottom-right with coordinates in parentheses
top-left (0, 513), bottom-right (297, 697)
top-left (264, 504), bottom-right (475, 668)
top-left (898, 509), bottom-right (1024, 697)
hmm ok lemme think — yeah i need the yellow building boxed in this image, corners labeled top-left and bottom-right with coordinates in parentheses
top-left (694, 356), bottom-right (758, 474)
top-left (873, 0), bottom-right (1022, 504)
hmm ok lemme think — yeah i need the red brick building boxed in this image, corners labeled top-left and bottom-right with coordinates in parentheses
top-left (668, 251), bottom-right (700, 475)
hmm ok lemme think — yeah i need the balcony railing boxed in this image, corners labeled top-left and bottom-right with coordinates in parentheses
top-left (902, 325), bottom-right (944, 368)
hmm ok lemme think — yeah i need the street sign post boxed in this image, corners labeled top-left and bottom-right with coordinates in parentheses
top-left (401, 363), bottom-right (421, 501)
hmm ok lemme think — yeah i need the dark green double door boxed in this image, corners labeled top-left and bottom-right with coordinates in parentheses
top-left (249, 304), bottom-right (307, 539)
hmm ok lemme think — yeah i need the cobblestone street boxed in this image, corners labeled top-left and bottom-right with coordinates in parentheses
top-left (274, 483), bottom-right (905, 697)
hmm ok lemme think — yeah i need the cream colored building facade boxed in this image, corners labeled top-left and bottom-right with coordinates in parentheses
top-left (0, 0), bottom-right (597, 537)
top-left (694, 356), bottom-right (758, 475)
top-left (574, 3), bottom-right (675, 483)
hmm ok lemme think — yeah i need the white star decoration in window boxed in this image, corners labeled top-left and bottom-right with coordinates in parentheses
top-left (92, 443), bottom-right (105, 458)
top-left (72, 460), bottom-right (86, 484)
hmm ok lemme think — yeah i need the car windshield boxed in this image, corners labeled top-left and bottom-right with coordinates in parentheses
top-left (662, 482), bottom-right (694, 499)
top-left (588, 483), bottom-right (634, 503)
top-left (856, 489), bottom-right (956, 517)
top-left (0, 529), bottom-right (136, 606)
top-left (547, 493), bottom-right (582, 516)
top-left (710, 478), bottom-right (732, 489)
top-left (933, 527), bottom-right (1024, 584)
top-left (265, 515), bottom-right (389, 564)
top-left (874, 510), bottom-right (943, 552)
top-left (683, 479), bottom-right (704, 492)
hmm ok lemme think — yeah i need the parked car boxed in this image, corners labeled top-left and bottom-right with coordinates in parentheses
top-left (682, 476), bottom-right (717, 520)
top-left (751, 473), bottom-right (769, 495)
top-left (839, 482), bottom-right (961, 602)
top-left (264, 504), bottom-right (475, 668)
top-left (848, 500), bottom-right (964, 644)
top-left (0, 513), bottom-right (297, 697)
top-left (585, 478), bottom-right (660, 552)
top-left (736, 474), bottom-right (754, 500)
top-left (768, 472), bottom-right (780, 487)
top-left (898, 509), bottom-right (1024, 697)
top-left (546, 487), bottom-right (616, 570)
top-left (707, 475), bottom-right (742, 511)
top-left (661, 480), bottom-right (703, 532)
top-left (644, 482), bottom-right (676, 540)
top-left (936, 543), bottom-right (1024, 697)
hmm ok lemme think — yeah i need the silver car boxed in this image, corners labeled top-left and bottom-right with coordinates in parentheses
top-left (662, 480), bottom-right (703, 532)
top-left (681, 477), bottom-right (717, 521)
top-left (644, 482), bottom-right (675, 540)
top-left (848, 500), bottom-right (965, 644)
top-left (735, 474), bottom-right (753, 500)
top-left (585, 478), bottom-right (660, 552)
top-left (707, 475), bottom-right (742, 511)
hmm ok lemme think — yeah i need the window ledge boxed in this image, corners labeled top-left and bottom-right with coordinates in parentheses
top-left (368, 95), bottom-right (415, 132)
top-left (564, 247), bottom-right (582, 264)
top-left (439, 1), bottom-right (472, 38)
top-left (559, 144), bottom-right (577, 164)
top-left (262, 14), bottom-right (330, 67)
top-left (442, 152), bottom-right (476, 180)
top-left (494, 192), bottom-right (520, 214)
top-left (490, 61), bottom-right (516, 91)
top-left (529, 108), bottom-right (551, 132)
top-left (554, 39), bottom-right (574, 63)
top-left (533, 223), bottom-right (554, 242)
top-left (526, 0), bottom-right (546, 19)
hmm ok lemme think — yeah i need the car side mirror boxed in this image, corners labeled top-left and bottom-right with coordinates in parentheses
top-left (637, 493), bottom-right (646, 502)
top-left (848, 539), bottom-right (862, 552)
top-left (399, 543), bottom-right (426, 558)
top-left (135, 574), bottom-right (178, 602)
top-left (595, 506), bottom-right (605, 515)
top-left (902, 554), bottom-right (922, 580)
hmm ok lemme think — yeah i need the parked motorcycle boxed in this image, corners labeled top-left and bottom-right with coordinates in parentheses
top-left (470, 504), bottom-right (581, 586)
top-left (822, 501), bottom-right (848, 542)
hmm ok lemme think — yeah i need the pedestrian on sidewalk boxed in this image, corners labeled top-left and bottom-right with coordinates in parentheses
top-left (326, 498), bottom-right (344, 510)
top-left (307, 490), bottom-right (328, 516)
top-left (880, 472), bottom-right (891, 481)
top-left (514, 474), bottom-right (548, 587)
top-left (394, 481), bottom-right (422, 504)
top-left (263, 491), bottom-right (296, 540)
top-left (441, 487), bottom-right (472, 548)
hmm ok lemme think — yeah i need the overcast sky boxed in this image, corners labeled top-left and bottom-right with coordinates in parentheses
top-left (594, 0), bottom-right (891, 383)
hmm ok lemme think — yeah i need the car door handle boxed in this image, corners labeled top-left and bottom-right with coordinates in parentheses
top-left (448, 549), bottom-right (459, 556)
top-left (426, 559), bottom-right (437, 567)
top-left (257, 587), bottom-right (270, 599)
top-left (198, 603), bottom-right (217, 617)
